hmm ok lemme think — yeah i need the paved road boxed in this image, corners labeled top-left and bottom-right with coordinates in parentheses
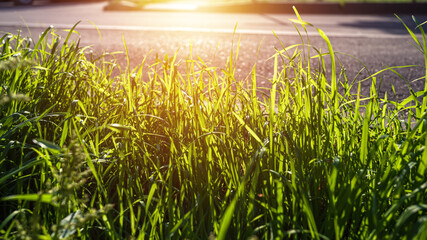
top-left (1, 2), bottom-right (427, 99)
top-left (1, 2), bottom-right (425, 37)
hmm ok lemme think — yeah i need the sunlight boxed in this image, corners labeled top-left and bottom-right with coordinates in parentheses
top-left (144, 3), bottom-right (198, 11)
top-left (143, 1), bottom-right (206, 11)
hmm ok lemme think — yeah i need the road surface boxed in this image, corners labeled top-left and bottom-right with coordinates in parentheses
top-left (1, 2), bottom-right (426, 99)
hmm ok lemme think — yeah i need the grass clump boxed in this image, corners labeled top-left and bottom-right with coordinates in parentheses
top-left (1, 11), bottom-right (427, 239)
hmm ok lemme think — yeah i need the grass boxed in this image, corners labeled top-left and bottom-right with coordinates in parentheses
top-left (1, 10), bottom-right (427, 239)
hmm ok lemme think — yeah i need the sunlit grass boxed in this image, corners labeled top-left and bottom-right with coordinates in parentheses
top-left (1, 10), bottom-right (427, 240)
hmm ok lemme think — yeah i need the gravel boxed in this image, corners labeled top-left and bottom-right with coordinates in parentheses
top-left (2, 26), bottom-right (426, 100)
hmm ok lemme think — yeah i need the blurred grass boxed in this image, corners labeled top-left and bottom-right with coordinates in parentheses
top-left (1, 10), bottom-right (427, 240)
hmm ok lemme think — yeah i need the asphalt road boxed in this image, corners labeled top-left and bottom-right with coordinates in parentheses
top-left (1, 2), bottom-right (427, 99)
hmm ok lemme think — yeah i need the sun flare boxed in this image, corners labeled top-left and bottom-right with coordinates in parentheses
top-left (143, 0), bottom-right (208, 11)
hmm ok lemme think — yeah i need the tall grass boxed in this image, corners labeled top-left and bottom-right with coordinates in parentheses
top-left (1, 11), bottom-right (427, 239)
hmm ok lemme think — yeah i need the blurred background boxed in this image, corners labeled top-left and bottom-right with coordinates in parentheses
top-left (3, 0), bottom-right (427, 7)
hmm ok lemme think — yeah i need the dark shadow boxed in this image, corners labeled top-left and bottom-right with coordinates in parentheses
top-left (0, 0), bottom-right (104, 9)
top-left (340, 16), bottom-right (427, 35)
top-left (260, 14), bottom-right (289, 27)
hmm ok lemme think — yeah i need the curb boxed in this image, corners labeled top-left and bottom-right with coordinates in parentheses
top-left (103, 2), bottom-right (427, 14)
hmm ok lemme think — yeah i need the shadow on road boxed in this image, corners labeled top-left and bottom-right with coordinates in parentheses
top-left (0, 0), bottom-right (104, 8)
top-left (340, 16), bottom-right (427, 35)
top-left (260, 14), bottom-right (289, 27)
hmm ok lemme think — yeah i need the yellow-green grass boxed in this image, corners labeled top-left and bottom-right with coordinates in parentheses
top-left (1, 11), bottom-right (427, 239)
